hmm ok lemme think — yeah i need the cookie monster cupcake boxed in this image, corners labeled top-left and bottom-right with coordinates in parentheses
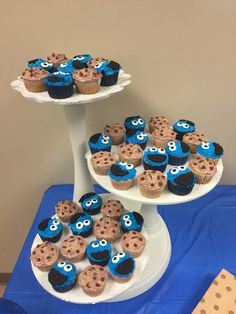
top-left (125, 130), bottom-right (148, 150)
top-left (120, 211), bottom-right (144, 233)
top-left (167, 166), bottom-right (196, 196)
top-left (173, 119), bottom-right (196, 140)
top-left (79, 192), bottom-right (102, 215)
top-left (124, 116), bottom-right (146, 132)
top-left (196, 141), bottom-right (224, 164)
top-left (68, 213), bottom-right (93, 238)
top-left (72, 54), bottom-right (93, 66)
top-left (58, 60), bottom-right (82, 73)
top-left (166, 141), bottom-right (190, 166)
top-left (38, 218), bottom-right (63, 243)
top-left (44, 72), bottom-right (73, 99)
top-left (28, 58), bottom-right (55, 73)
top-left (48, 261), bottom-right (77, 293)
top-left (108, 252), bottom-right (135, 283)
top-left (88, 133), bottom-right (112, 155)
top-left (92, 60), bottom-right (121, 86)
top-left (143, 147), bottom-right (168, 172)
top-left (87, 239), bottom-right (112, 266)
top-left (108, 161), bottom-right (137, 190)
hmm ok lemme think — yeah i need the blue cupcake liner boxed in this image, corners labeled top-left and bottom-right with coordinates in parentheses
top-left (46, 83), bottom-right (74, 99)
top-left (52, 279), bottom-right (76, 293)
top-left (143, 160), bottom-right (167, 173)
top-left (88, 256), bottom-right (110, 267)
top-left (101, 72), bottom-right (119, 86)
top-left (39, 230), bottom-right (62, 243)
top-left (168, 155), bottom-right (189, 166)
top-left (83, 207), bottom-right (101, 216)
top-left (168, 181), bottom-right (194, 196)
top-left (89, 146), bottom-right (111, 155)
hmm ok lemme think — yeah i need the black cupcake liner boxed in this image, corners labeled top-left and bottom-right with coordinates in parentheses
top-left (46, 83), bottom-right (74, 99)
top-left (143, 160), bottom-right (167, 173)
top-left (101, 72), bottom-right (119, 86)
top-left (89, 146), bottom-right (111, 155)
top-left (39, 230), bottom-right (62, 243)
top-left (88, 256), bottom-right (110, 267)
top-left (52, 279), bottom-right (76, 293)
top-left (83, 207), bottom-right (101, 215)
top-left (121, 226), bottom-right (142, 233)
top-left (125, 141), bottom-right (147, 150)
top-left (125, 127), bottom-right (145, 133)
top-left (168, 155), bottom-right (189, 166)
top-left (71, 228), bottom-right (92, 238)
top-left (168, 181), bottom-right (194, 196)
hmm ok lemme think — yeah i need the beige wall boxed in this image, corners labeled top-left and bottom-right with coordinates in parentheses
top-left (0, 0), bottom-right (235, 272)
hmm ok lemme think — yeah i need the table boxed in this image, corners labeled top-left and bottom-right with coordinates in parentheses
top-left (4, 185), bottom-right (236, 314)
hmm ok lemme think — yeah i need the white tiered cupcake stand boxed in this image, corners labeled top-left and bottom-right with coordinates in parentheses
top-left (11, 72), bottom-right (223, 302)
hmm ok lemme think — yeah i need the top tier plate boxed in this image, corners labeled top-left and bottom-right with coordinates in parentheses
top-left (11, 71), bottom-right (131, 106)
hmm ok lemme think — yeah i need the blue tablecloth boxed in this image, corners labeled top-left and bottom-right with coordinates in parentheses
top-left (4, 185), bottom-right (236, 314)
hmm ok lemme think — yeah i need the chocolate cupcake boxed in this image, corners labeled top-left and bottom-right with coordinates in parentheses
top-left (183, 131), bottom-right (208, 153)
top-left (167, 166), bottom-right (196, 196)
top-left (121, 231), bottom-right (146, 258)
top-left (87, 239), bottom-right (112, 266)
top-left (173, 119), bottom-right (196, 140)
top-left (68, 213), bottom-right (93, 238)
top-left (79, 192), bottom-right (102, 215)
top-left (31, 242), bottom-right (59, 271)
top-left (37, 218), bottom-right (63, 243)
top-left (166, 141), bottom-right (190, 166)
top-left (60, 235), bottom-right (87, 263)
top-left (104, 123), bottom-right (125, 145)
top-left (120, 211), bottom-right (144, 233)
top-left (73, 68), bottom-right (102, 94)
top-left (101, 199), bottom-right (125, 221)
top-left (79, 265), bottom-right (108, 296)
top-left (88, 133), bottom-right (112, 155)
top-left (196, 141), bottom-right (224, 164)
top-left (125, 130), bottom-right (148, 150)
top-left (93, 217), bottom-right (120, 243)
top-left (137, 170), bottom-right (167, 198)
top-left (148, 116), bottom-right (170, 133)
top-left (55, 200), bottom-right (78, 223)
top-left (108, 161), bottom-right (137, 190)
top-left (108, 252), bottom-right (135, 283)
top-left (91, 151), bottom-right (116, 175)
top-left (48, 261), bottom-right (77, 293)
top-left (46, 53), bottom-right (68, 69)
top-left (152, 126), bottom-right (177, 149)
top-left (22, 68), bottom-right (49, 92)
top-left (118, 143), bottom-right (143, 167)
top-left (44, 72), bottom-right (73, 99)
top-left (124, 116), bottom-right (146, 132)
top-left (143, 147), bottom-right (168, 172)
top-left (189, 156), bottom-right (217, 184)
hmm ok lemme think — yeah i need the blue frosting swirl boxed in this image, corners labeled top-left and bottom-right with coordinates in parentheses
top-left (124, 116), bottom-right (146, 131)
top-left (196, 142), bottom-right (224, 159)
top-left (38, 218), bottom-right (62, 238)
top-left (87, 239), bottom-right (112, 263)
top-left (167, 166), bottom-right (196, 184)
top-left (166, 141), bottom-right (190, 157)
top-left (173, 119), bottom-right (195, 133)
top-left (72, 54), bottom-right (92, 63)
top-left (108, 252), bottom-right (135, 278)
top-left (143, 147), bottom-right (168, 166)
top-left (125, 130), bottom-right (148, 145)
top-left (88, 133), bottom-right (112, 150)
top-left (108, 162), bottom-right (136, 181)
top-left (44, 72), bottom-right (73, 86)
top-left (51, 261), bottom-right (77, 288)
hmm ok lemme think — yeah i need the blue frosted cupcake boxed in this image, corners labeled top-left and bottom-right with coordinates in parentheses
top-left (88, 133), bottom-right (112, 155)
top-left (125, 130), bottom-right (148, 150)
top-left (173, 119), bottom-right (196, 140)
top-left (196, 141), bottom-right (224, 164)
top-left (48, 261), bottom-right (77, 293)
top-left (79, 192), bottom-right (102, 215)
top-left (167, 165), bottom-right (196, 196)
top-left (58, 56), bottom-right (93, 73)
top-left (124, 116), bottom-right (146, 132)
top-left (166, 141), bottom-right (190, 165)
top-left (28, 58), bottom-right (55, 73)
top-left (44, 72), bottom-right (73, 99)
top-left (72, 54), bottom-right (92, 66)
top-left (68, 213), bottom-right (93, 238)
top-left (87, 239), bottom-right (112, 266)
top-left (38, 218), bottom-right (63, 243)
top-left (92, 60), bottom-right (121, 86)
top-left (120, 211), bottom-right (144, 233)
top-left (108, 252), bottom-right (135, 282)
top-left (143, 147), bottom-right (168, 172)
top-left (109, 161), bottom-right (137, 190)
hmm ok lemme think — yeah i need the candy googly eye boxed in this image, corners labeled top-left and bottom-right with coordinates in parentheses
top-left (103, 135), bottom-right (110, 140)
top-left (41, 62), bottom-right (52, 67)
top-left (60, 63), bottom-right (67, 68)
top-left (170, 168), bottom-right (179, 175)
top-left (91, 242), bottom-right (99, 248)
top-left (138, 118), bottom-right (144, 124)
top-left (150, 147), bottom-right (158, 152)
top-left (179, 166), bottom-right (186, 171)
top-left (126, 164), bottom-right (134, 170)
top-left (101, 139), bottom-right (109, 144)
top-left (86, 200), bottom-right (92, 207)
top-left (158, 148), bottom-right (166, 154)
top-left (77, 55), bottom-right (84, 60)
top-left (83, 220), bottom-right (91, 226)
top-left (137, 134), bottom-right (144, 140)
top-left (123, 215), bottom-right (130, 221)
top-left (168, 142), bottom-right (175, 146)
top-left (183, 123), bottom-right (189, 129)
top-left (58, 261), bottom-right (66, 268)
top-left (100, 240), bottom-right (107, 246)
top-left (169, 146), bottom-right (176, 151)
top-left (131, 120), bottom-right (139, 126)
top-left (201, 142), bottom-right (210, 149)
top-left (119, 162), bottom-right (127, 166)
top-left (112, 256), bottom-right (120, 263)
top-left (50, 225), bottom-right (58, 231)
top-left (94, 63), bottom-right (102, 69)
top-left (52, 220), bottom-right (60, 226)
top-left (125, 220), bottom-right (132, 227)
top-left (76, 222), bottom-right (83, 229)
top-left (177, 122), bottom-right (183, 127)
top-left (64, 264), bottom-right (73, 272)
top-left (92, 198), bottom-right (98, 204)
top-left (118, 252), bottom-right (125, 258)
